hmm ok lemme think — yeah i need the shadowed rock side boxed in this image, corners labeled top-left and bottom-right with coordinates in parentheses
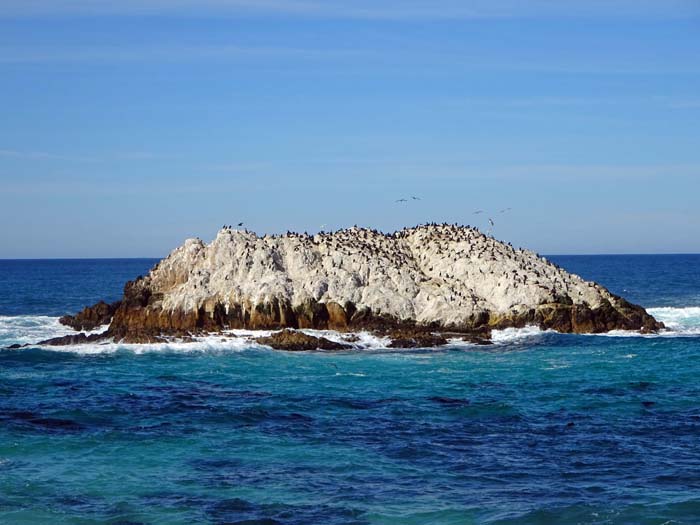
top-left (47, 224), bottom-right (663, 346)
top-left (59, 300), bottom-right (121, 331)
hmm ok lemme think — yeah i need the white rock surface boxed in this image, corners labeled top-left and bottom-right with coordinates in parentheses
top-left (143, 224), bottom-right (615, 327)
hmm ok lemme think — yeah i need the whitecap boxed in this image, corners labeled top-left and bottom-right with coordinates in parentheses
top-left (647, 306), bottom-right (700, 335)
top-left (491, 325), bottom-right (548, 344)
top-left (0, 315), bottom-right (107, 346)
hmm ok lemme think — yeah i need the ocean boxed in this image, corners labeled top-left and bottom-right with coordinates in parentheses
top-left (1, 255), bottom-right (699, 524)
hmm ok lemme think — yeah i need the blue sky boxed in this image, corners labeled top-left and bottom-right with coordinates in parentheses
top-left (1, 0), bottom-right (699, 257)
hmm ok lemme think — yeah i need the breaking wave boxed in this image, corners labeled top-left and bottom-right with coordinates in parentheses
top-left (2, 307), bottom-right (699, 354)
top-left (490, 325), bottom-right (548, 344)
top-left (0, 315), bottom-right (105, 346)
top-left (647, 306), bottom-right (700, 335)
top-left (0, 316), bottom-right (392, 354)
top-left (592, 306), bottom-right (700, 338)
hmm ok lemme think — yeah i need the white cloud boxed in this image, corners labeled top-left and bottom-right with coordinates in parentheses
top-left (0, 149), bottom-right (98, 162)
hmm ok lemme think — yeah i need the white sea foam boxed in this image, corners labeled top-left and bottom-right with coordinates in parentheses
top-left (491, 325), bottom-right (547, 344)
top-left (0, 315), bottom-right (107, 346)
top-left (648, 306), bottom-right (700, 335)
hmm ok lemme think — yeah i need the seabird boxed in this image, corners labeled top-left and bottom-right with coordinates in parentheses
top-left (395, 198), bottom-right (408, 203)
top-left (499, 208), bottom-right (512, 213)
top-left (473, 210), bottom-right (484, 214)
top-left (488, 218), bottom-right (495, 227)
top-left (237, 222), bottom-right (244, 227)
top-left (411, 196), bottom-right (421, 201)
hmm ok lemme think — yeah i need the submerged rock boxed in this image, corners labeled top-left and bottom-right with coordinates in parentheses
top-left (55, 224), bottom-right (663, 344)
top-left (255, 329), bottom-right (351, 351)
top-left (38, 332), bottom-right (108, 346)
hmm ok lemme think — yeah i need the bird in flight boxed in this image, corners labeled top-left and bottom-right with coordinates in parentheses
top-left (395, 198), bottom-right (408, 203)
top-left (411, 196), bottom-right (421, 201)
top-left (237, 222), bottom-right (244, 227)
top-left (488, 218), bottom-right (495, 227)
top-left (499, 208), bottom-right (512, 213)
top-left (473, 210), bottom-right (484, 214)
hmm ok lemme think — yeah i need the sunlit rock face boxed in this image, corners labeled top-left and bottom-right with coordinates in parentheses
top-left (104, 224), bottom-right (662, 342)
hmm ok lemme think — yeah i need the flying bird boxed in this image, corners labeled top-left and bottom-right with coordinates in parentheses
top-left (237, 222), bottom-right (244, 227)
top-left (499, 208), bottom-right (512, 213)
top-left (411, 196), bottom-right (421, 201)
top-left (488, 218), bottom-right (495, 227)
top-left (473, 210), bottom-right (484, 215)
top-left (395, 198), bottom-right (408, 203)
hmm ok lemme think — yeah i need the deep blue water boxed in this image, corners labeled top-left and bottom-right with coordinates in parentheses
top-left (1, 256), bottom-right (699, 524)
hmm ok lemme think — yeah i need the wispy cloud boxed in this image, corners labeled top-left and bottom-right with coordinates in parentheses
top-left (0, 148), bottom-right (99, 162)
top-left (2, 44), bottom-right (698, 76)
top-left (0, 44), bottom-right (362, 64)
top-left (466, 163), bottom-right (700, 182)
top-left (0, 0), bottom-right (697, 19)
top-left (0, 148), bottom-right (187, 163)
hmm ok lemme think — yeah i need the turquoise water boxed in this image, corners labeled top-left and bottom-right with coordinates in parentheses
top-left (1, 256), bottom-right (699, 524)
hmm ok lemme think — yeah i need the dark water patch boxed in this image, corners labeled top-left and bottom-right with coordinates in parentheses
top-left (0, 347), bottom-right (87, 365)
top-left (0, 410), bottom-right (85, 432)
top-left (429, 396), bottom-right (471, 406)
top-left (29, 417), bottom-right (84, 431)
top-left (191, 458), bottom-right (244, 471)
top-left (54, 494), bottom-right (105, 515)
top-left (329, 397), bottom-right (399, 410)
top-left (207, 498), bottom-right (368, 525)
top-left (139, 491), bottom-right (211, 511)
top-left (581, 385), bottom-right (627, 396)
top-left (630, 380), bottom-right (656, 391)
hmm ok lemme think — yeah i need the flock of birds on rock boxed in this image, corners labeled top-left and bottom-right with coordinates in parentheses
top-left (197, 221), bottom-right (582, 315)
top-left (219, 195), bottom-right (514, 243)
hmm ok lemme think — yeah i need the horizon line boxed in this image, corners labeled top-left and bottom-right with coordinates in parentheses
top-left (2, 252), bottom-right (699, 261)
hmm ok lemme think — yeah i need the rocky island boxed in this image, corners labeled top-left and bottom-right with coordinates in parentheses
top-left (41, 224), bottom-right (663, 349)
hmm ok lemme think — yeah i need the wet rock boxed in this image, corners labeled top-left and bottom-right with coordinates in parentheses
top-left (38, 332), bottom-right (108, 346)
top-left (59, 300), bottom-right (121, 331)
top-left (114, 331), bottom-right (167, 344)
top-left (387, 331), bottom-right (448, 348)
top-left (460, 334), bottom-right (493, 345)
top-left (255, 329), bottom-right (351, 351)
